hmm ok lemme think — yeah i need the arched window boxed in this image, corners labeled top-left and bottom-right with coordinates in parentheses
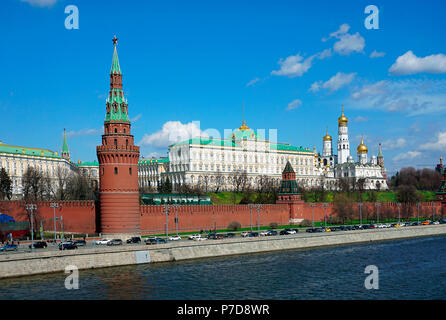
top-left (114, 167), bottom-right (118, 175)
top-left (114, 139), bottom-right (117, 148)
top-left (129, 168), bottom-right (132, 175)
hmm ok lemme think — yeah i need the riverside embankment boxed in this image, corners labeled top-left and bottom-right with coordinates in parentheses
top-left (1, 224), bottom-right (446, 279)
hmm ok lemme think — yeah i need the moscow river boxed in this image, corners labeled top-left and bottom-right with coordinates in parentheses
top-left (1, 235), bottom-right (445, 300)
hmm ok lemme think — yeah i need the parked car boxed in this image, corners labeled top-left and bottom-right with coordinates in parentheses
top-left (29, 241), bottom-right (47, 249)
top-left (193, 236), bottom-right (207, 241)
top-left (241, 232), bottom-right (250, 237)
top-left (432, 221), bottom-right (440, 225)
top-left (391, 223), bottom-right (401, 228)
top-left (126, 237), bottom-right (142, 244)
top-left (247, 232), bottom-right (259, 237)
top-left (207, 233), bottom-right (224, 240)
top-left (410, 221), bottom-right (420, 226)
top-left (73, 240), bottom-right (86, 246)
top-left (59, 241), bottom-right (77, 250)
top-left (145, 237), bottom-right (167, 245)
top-left (259, 231), bottom-right (269, 237)
top-left (96, 239), bottom-right (110, 245)
top-left (224, 233), bottom-right (235, 238)
top-left (266, 230), bottom-right (278, 236)
top-left (314, 228), bottom-right (324, 232)
top-left (107, 239), bottom-right (123, 246)
top-left (440, 219), bottom-right (446, 224)
top-left (306, 228), bottom-right (315, 233)
top-left (187, 234), bottom-right (202, 240)
top-left (421, 220), bottom-right (431, 225)
top-left (322, 227), bottom-right (331, 232)
top-left (280, 229), bottom-right (296, 235)
top-left (168, 235), bottom-right (181, 241)
top-left (0, 244), bottom-right (18, 252)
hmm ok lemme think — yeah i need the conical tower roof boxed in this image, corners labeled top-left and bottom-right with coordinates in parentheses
top-left (61, 128), bottom-right (70, 160)
top-left (283, 161), bottom-right (295, 174)
top-left (111, 36), bottom-right (121, 74)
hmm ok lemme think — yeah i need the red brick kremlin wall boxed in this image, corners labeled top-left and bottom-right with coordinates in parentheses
top-left (0, 201), bottom-right (443, 235)
top-left (0, 201), bottom-right (97, 234)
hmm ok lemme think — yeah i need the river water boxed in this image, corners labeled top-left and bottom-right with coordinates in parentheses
top-left (1, 235), bottom-right (446, 300)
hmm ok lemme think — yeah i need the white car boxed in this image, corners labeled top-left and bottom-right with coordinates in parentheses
top-left (433, 221), bottom-right (440, 225)
top-left (241, 232), bottom-right (249, 237)
top-left (259, 231), bottom-right (269, 237)
top-left (96, 239), bottom-right (110, 245)
top-left (193, 236), bottom-right (207, 241)
top-left (168, 235), bottom-right (182, 241)
top-left (188, 234), bottom-right (201, 240)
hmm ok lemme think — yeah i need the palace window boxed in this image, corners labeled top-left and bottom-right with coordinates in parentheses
top-left (114, 167), bottom-right (118, 175)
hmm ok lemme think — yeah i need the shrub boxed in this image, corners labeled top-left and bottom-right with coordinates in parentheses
top-left (227, 221), bottom-right (241, 231)
top-left (299, 219), bottom-right (313, 227)
top-left (269, 222), bottom-right (278, 229)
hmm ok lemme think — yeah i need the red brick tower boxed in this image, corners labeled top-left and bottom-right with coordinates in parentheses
top-left (276, 161), bottom-right (304, 224)
top-left (96, 37), bottom-right (140, 236)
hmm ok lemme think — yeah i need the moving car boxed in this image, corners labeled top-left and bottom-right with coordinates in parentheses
top-left (168, 235), bottom-right (181, 241)
top-left (59, 241), bottom-right (77, 250)
top-left (96, 239), bottom-right (110, 245)
top-left (145, 237), bottom-right (167, 245)
top-left (187, 234), bottom-right (202, 240)
top-left (207, 233), bottom-right (224, 240)
top-left (29, 241), bottom-right (47, 249)
top-left (126, 237), bottom-right (142, 244)
top-left (0, 244), bottom-right (18, 252)
top-left (107, 239), bottom-right (123, 246)
top-left (73, 240), bottom-right (86, 246)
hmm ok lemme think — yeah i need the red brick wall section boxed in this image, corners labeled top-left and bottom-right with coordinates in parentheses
top-left (0, 201), bottom-right (96, 234)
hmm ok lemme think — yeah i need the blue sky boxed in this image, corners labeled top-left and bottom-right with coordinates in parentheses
top-left (1, 0), bottom-right (446, 176)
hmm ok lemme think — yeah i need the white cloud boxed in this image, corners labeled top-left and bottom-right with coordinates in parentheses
top-left (382, 138), bottom-right (406, 150)
top-left (333, 32), bottom-right (365, 55)
top-left (139, 121), bottom-right (208, 149)
top-left (317, 48), bottom-right (332, 60)
top-left (310, 72), bottom-right (356, 93)
top-left (324, 24), bottom-right (365, 56)
top-left (66, 128), bottom-right (103, 138)
top-left (389, 51), bottom-right (446, 75)
top-left (131, 114), bottom-right (142, 122)
top-left (20, 0), bottom-right (58, 7)
top-left (419, 132), bottom-right (446, 151)
top-left (143, 152), bottom-right (166, 159)
top-left (286, 99), bottom-right (302, 111)
top-left (392, 151), bottom-right (421, 162)
top-left (354, 116), bottom-right (369, 122)
top-left (271, 54), bottom-right (315, 78)
top-left (246, 77), bottom-right (261, 87)
top-left (370, 50), bottom-right (385, 58)
top-left (349, 79), bottom-right (446, 116)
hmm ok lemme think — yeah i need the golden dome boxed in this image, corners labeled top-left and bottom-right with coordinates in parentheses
top-left (338, 105), bottom-right (348, 126)
top-left (357, 136), bottom-right (368, 154)
top-left (323, 126), bottom-right (332, 141)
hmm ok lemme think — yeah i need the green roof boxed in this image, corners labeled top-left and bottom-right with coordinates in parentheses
top-left (139, 157), bottom-right (170, 165)
top-left (270, 143), bottom-right (312, 152)
top-left (111, 45), bottom-right (121, 75)
top-left (77, 161), bottom-right (99, 167)
top-left (0, 142), bottom-right (61, 159)
top-left (62, 129), bottom-right (69, 155)
top-left (171, 138), bottom-right (239, 148)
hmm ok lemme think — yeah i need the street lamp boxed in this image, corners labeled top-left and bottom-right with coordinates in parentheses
top-left (323, 203), bottom-right (328, 229)
top-left (163, 204), bottom-right (171, 240)
top-left (173, 204), bottom-right (179, 236)
top-left (25, 204), bottom-right (37, 251)
top-left (397, 203), bottom-right (401, 224)
top-left (248, 204), bottom-right (253, 232)
top-left (417, 202), bottom-right (420, 223)
top-left (358, 203), bottom-right (363, 226)
top-left (255, 204), bottom-right (262, 234)
top-left (310, 203), bottom-right (315, 228)
top-left (375, 203), bottom-right (381, 224)
top-left (50, 202), bottom-right (59, 243)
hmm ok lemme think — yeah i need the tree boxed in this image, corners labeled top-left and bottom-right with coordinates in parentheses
top-left (22, 167), bottom-right (49, 202)
top-left (158, 176), bottom-right (173, 194)
top-left (333, 193), bottom-right (355, 224)
top-left (65, 174), bottom-right (96, 200)
top-left (55, 166), bottom-right (71, 200)
top-left (0, 168), bottom-right (12, 200)
top-left (396, 185), bottom-right (421, 203)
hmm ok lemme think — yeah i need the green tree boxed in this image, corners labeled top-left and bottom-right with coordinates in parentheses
top-left (0, 168), bottom-right (12, 200)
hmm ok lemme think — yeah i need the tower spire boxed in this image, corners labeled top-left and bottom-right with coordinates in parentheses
top-left (61, 128), bottom-right (70, 161)
top-left (239, 102), bottom-right (250, 131)
top-left (111, 36), bottom-right (121, 75)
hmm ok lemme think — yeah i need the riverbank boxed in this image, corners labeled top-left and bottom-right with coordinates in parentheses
top-left (1, 224), bottom-right (446, 279)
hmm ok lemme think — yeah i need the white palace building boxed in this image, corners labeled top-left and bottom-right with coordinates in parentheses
top-left (138, 107), bottom-right (388, 191)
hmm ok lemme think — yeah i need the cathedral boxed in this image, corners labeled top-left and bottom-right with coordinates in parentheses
top-left (314, 106), bottom-right (388, 190)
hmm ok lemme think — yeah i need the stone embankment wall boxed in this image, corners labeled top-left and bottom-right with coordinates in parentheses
top-left (1, 225), bottom-right (445, 279)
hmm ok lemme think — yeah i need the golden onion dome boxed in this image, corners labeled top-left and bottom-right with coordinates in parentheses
top-left (323, 127), bottom-right (332, 141)
top-left (357, 136), bottom-right (368, 154)
top-left (338, 105), bottom-right (348, 126)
